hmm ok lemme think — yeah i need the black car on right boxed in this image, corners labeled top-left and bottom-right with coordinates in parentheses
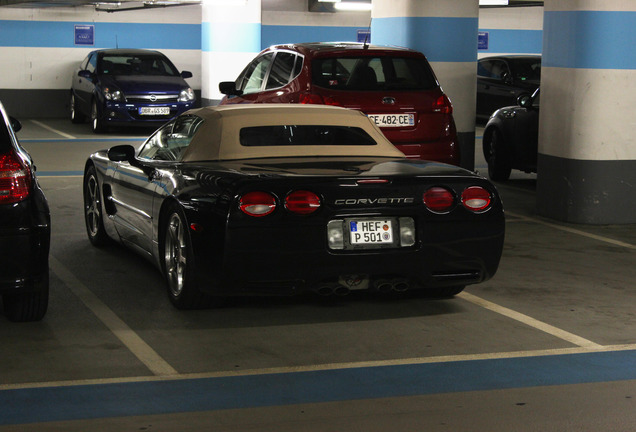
top-left (476, 55), bottom-right (540, 121)
top-left (482, 88), bottom-right (539, 181)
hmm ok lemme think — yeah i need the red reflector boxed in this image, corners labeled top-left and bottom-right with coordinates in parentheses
top-left (0, 151), bottom-right (31, 205)
top-left (423, 187), bottom-right (454, 212)
top-left (285, 190), bottom-right (321, 215)
top-left (462, 186), bottom-right (492, 212)
top-left (433, 94), bottom-right (453, 114)
top-left (299, 93), bottom-right (341, 107)
top-left (239, 191), bottom-right (276, 217)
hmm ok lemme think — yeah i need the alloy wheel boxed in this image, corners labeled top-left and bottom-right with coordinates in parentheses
top-left (165, 213), bottom-right (187, 297)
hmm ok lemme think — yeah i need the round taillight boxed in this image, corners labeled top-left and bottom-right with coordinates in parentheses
top-left (462, 186), bottom-right (492, 212)
top-left (285, 190), bottom-right (321, 215)
top-left (239, 191), bottom-right (276, 217)
top-left (423, 187), bottom-right (455, 213)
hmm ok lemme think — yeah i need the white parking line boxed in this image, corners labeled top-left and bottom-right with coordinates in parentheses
top-left (49, 256), bottom-right (179, 377)
top-left (507, 211), bottom-right (636, 250)
top-left (29, 120), bottom-right (76, 139)
top-left (458, 292), bottom-right (603, 349)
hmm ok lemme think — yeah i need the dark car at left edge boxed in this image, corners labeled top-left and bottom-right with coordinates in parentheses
top-left (70, 48), bottom-right (196, 133)
top-left (0, 100), bottom-right (50, 322)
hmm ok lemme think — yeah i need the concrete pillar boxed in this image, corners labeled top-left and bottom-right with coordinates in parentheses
top-left (371, 0), bottom-right (479, 170)
top-left (201, 0), bottom-right (261, 106)
top-left (537, 0), bottom-right (636, 224)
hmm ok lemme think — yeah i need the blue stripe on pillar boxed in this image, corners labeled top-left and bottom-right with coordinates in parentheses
top-left (543, 11), bottom-right (636, 70)
top-left (478, 29), bottom-right (542, 54)
top-left (202, 22), bottom-right (262, 53)
top-left (371, 17), bottom-right (478, 62)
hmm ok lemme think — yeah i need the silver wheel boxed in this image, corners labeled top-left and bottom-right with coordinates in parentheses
top-left (83, 165), bottom-right (109, 246)
top-left (85, 174), bottom-right (101, 238)
top-left (164, 212), bottom-right (187, 298)
top-left (91, 100), bottom-right (104, 133)
top-left (70, 93), bottom-right (85, 123)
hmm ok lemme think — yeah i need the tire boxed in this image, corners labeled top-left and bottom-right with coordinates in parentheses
top-left (70, 93), bottom-right (85, 124)
top-left (3, 272), bottom-right (49, 322)
top-left (83, 165), bottom-right (110, 246)
top-left (90, 99), bottom-right (106, 133)
top-left (162, 203), bottom-right (213, 309)
top-left (486, 129), bottom-right (512, 181)
top-left (425, 286), bottom-right (465, 298)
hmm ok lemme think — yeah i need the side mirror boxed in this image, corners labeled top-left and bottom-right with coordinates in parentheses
top-left (181, 70), bottom-right (193, 79)
top-left (9, 116), bottom-right (21, 133)
top-left (108, 145), bottom-right (136, 163)
top-left (78, 70), bottom-right (93, 80)
top-left (517, 93), bottom-right (533, 108)
top-left (219, 81), bottom-right (243, 96)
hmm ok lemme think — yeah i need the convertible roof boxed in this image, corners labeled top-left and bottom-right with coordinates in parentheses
top-left (180, 104), bottom-right (405, 162)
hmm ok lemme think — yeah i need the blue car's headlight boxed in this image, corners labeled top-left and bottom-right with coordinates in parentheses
top-left (178, 88), bottom-right (195, 102)
top-left (103, 87), bottom-right (124, 101)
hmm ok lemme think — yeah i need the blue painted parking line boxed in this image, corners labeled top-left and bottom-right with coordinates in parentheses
top-left (2, 349), bottom-right (636, 426)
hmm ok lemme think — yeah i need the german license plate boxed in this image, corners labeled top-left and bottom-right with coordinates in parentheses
top-left (368, 113), bottom-right (414, 128)
top-left (139, 107), bottom-right (170, 115)
top-left (349, 219), bottom-right (393, 245)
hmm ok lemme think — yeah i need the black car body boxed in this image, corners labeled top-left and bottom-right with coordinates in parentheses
top-left (70, 49), bottom-right (195, 133)
top-left (476, 55), bottom-right (541, 121)
top-left (482, 88), bottom-right (540, 181)
top-left (83, 104), bottom-right (504, 309)
top-left (0, 101), bottom-right (50, 322)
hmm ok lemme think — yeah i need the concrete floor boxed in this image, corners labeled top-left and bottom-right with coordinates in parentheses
top-left (1, 119), bottom-right (635, 431)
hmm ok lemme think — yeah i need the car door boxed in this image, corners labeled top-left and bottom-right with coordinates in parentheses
top-left (109, 122), bottom-right (175, 254)
top-left (75, 52), bottom-right (98, 114)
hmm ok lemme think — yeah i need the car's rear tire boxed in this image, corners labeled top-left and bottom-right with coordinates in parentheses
top-left (91, 99), bottom-right (106, 133)
top-left (3, 272), bottom-right (49, 322)
top-left (70, 93), bottom-right (85, 124)
top-left (162, 204), bottom-right (214, 309)
top-left (486, 129), bottom-right (512, 181)
top-left (83, 165), bottom-right (110, 247)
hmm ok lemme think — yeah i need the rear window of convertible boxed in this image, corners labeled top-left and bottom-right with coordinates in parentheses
top-left (240, 125), bottom-right (377, 147)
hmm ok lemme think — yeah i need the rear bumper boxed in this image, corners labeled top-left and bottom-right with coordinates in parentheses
top-left (394, 136), bottom-right (460, 166)
top-left (192, 213), bottom-right (505, 296)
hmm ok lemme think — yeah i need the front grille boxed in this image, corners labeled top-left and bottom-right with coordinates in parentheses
top-left (125, 94), bottom-right (179, 103)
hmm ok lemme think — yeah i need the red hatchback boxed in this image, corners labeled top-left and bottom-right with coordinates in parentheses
top-left (219, 42), bottom-right (459, 165)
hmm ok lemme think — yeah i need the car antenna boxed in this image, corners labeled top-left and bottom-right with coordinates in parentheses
top-left (363, 18), bottom-right (371, 50)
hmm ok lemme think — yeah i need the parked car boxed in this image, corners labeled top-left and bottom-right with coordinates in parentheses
top-left (0, 101), bottom-right (50, 322)
top-left (83, 104), bottom-right (504, 310)
top-left (70, 49), bottom-right (196, 133)
top-left (218, 42), bottom-right (459, 166)
top-left (476, 55), bottom-right (540, 121)
top-left (482, 88), bottom-right (539, 181)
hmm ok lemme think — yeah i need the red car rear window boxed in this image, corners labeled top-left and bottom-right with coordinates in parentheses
top-left (312, 56), bottom-right (437, 91)
top-left (240, 125), bottom-right (377, 147)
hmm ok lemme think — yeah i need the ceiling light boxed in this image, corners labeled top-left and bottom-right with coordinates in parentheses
top-left (334, 1), bottom-right (371, 11)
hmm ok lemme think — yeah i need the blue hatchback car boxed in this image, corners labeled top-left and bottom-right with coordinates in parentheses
top-left (70, 49), bottom-right (196, 133)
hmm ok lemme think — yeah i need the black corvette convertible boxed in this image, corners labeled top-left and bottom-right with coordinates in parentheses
top-left (83, 104), bottom-right (505, 309)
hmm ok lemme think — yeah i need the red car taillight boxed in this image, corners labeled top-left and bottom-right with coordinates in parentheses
top-left (239, 191), bottom-right (276, 217)
top-left (299, 93), bottom-right (342, 106)
top-left (433, 94), bottom-right (453, 114)
top-left (423, 187), bottom-right (455, 213)
top-left (462, 186), bottom-right (492, 212)
top-left (285, 190), bottom-right (321, 215)
top-left (0, 151), bottom-right (31, 204)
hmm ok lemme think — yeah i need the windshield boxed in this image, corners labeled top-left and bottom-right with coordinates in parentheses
top-left (312, 56), bottom-right (437, 91)
top-left (99, 54), bottom-right (180, 77)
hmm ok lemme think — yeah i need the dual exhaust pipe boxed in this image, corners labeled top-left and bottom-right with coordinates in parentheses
top-left (315, 279), bottom-right (410, 297)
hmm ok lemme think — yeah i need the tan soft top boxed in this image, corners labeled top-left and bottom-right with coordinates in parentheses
top-left (179, 104), bottom-right (405, 162)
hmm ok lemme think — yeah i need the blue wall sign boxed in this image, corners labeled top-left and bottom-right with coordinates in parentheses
top-left (478, 31), bottom-right (489, 50)
top-left (357, 29), bottom-right (371, 44)
top-left (74, 25), bottom-right (94, 46)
